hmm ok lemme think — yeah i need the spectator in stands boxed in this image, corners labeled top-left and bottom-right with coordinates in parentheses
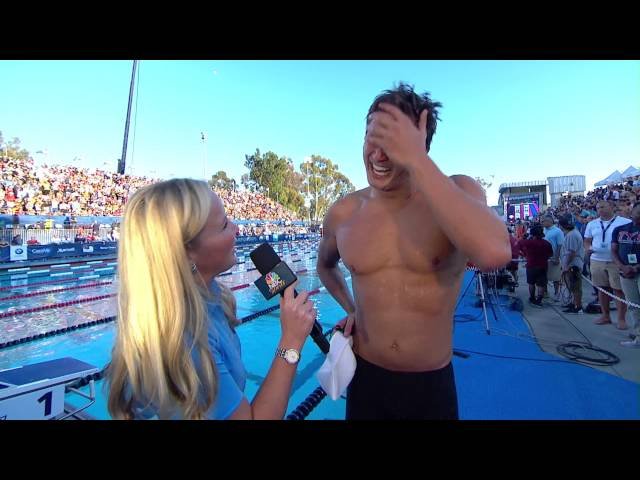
top-left (611, 201), bottom-right (640, 347)
top-left (26, 236), bottom-right (39, 245)
top-left (584, 200), bottom-right (631, 328)
top-left (518, 225), bottom-right (553, 308)
top-left (11, 234), bottom-right (23, 245)
top-left (558, 214), bottom-right (585, 314)
top-left (106, 178), bottom-right (317, 419)
top-left (541, 215), bottom-right (564, 303)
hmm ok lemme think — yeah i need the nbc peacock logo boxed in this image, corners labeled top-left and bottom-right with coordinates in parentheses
top-left (265, 271), bottom-right (286, 294)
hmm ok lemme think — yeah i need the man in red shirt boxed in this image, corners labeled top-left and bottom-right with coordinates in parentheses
top-left (517, 225), bottom-right (553, 307)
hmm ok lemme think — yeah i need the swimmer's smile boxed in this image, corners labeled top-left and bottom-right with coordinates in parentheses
top-left (367, 150), bottom-right (394, 178)
top-left (370, 160), bottom-right (392, 177)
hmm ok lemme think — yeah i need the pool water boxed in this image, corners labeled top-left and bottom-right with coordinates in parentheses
top-left (0, 241), bottom-right (349, 419)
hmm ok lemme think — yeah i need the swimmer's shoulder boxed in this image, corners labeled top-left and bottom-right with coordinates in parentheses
top-left (323, 188), bottom-right (368, 228)
top-left (449, 175), bottom-right (486, 203)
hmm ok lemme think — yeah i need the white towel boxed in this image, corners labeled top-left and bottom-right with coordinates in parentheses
top-left (316, 331), bottom-right (356, 400)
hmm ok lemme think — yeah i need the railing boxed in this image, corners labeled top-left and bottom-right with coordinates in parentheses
top-left (3, 227), bottom-right (115, 245)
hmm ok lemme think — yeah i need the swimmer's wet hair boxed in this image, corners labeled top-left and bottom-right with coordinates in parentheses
top-left (367, 82), bottom-right (442, 152)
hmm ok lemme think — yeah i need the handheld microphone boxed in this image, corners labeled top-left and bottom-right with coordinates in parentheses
top-left (250, 242), bottom-right (330, 354)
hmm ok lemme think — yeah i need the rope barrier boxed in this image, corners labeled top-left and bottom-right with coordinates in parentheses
top-left (0, 284), bottom-right (327, 350)
top-left (0, 281), bottom-right (113, 302)
top-left (0, 266), bottom-right (115, 291)
top-left (580, 273), bottom-right (640, 309)
top-left (0, 259), bottom-right (112, 278)
top-left (0, 315), bottom-right (117, 350)
top-left (0, 276), bottom-right (94, 291)
top-left (286, 387), bottom-right (328, 420)
top-left (0, 293), bottom-right (115, 319)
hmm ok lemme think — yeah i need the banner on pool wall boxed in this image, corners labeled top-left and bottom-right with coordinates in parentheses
top-left (27, 245), bottom-right (58, 259)
top-left (0, 246), bottom-right (9, 262)
top-left (94, 243), bottom-right (117, 253)
top-left (10, 245), bottom-right (28, 261)
top-left (19, 242), bottom-right (119, 262)
top-left (34, 244), bottom-right (81, 259)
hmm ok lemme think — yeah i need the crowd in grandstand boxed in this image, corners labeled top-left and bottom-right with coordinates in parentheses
top-left (0, 156), bottom-right (300, 222)
top-left (213, 188), bottom-right (298, 222)
top-left (1, 156), bottom-right (155, 217)
top-left (545, 181), bottom-right (640, 223)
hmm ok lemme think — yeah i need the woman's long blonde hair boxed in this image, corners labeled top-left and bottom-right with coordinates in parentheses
top-left (107, 178), bottom-right (237, 419)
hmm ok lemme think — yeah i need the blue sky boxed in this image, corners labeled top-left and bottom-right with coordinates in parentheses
top-left (1, 60), bottom-right (638, 205)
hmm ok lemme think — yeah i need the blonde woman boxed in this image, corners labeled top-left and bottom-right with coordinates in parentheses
top-left (107, 178), bottom-right (317, 419)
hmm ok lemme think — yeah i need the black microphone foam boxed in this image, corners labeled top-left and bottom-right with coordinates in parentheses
top-left (249, 242), bottom-right (330, 354)
top-left (250, 242), bottom-right (282, 275)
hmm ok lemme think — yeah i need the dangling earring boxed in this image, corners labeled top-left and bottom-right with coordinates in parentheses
top-left (191, 263), bottom-right (198, 274)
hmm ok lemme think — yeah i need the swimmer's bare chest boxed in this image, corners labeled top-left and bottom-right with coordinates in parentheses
top-left (334, 196), bottom-right (467, 370)
top-left (336, 197), bottom-right (463, 277)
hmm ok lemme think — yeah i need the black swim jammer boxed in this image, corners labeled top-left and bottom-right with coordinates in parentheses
top-left (346, 354), bottom-right (459, 420)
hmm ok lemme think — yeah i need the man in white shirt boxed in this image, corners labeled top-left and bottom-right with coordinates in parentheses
top-left (612, 188), bottom-right (620, 201)
top-left (584, 200), bottom-right (632, 328)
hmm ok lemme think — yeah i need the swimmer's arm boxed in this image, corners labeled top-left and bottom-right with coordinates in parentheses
top-left (316, 203), bottom-right (356, 316)
top-left (411, 163), bottom-right (511, 271)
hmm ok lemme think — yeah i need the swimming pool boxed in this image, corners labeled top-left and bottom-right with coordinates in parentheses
top-left (1, 239), bottom-right (638, 420)
top-left (0, 240), bottom-right (318, 347)
top-left (0, 240), bottom-right (350, 419)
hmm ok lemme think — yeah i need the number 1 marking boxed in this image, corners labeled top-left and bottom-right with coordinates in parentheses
top-left (38, 391), bottom-right (53, 416)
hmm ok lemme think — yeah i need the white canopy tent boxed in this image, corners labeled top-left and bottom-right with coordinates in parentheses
top-left (621, 165), bottom-right (640, 179)
top-left (594, 170), bottom-right (623, 186)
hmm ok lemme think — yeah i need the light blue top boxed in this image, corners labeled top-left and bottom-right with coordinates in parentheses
top-left (203, 281), bottom-right (247, 419)
top-left (131, 280), bottom-right (246, 420)
top-left (544, 225), bottom-right (565, 259)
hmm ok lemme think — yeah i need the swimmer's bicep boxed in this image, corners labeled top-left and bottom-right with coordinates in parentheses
top-left (317, 234), bottom-right (341, 267)
top-left (317, 204), bottom-right (342, 267)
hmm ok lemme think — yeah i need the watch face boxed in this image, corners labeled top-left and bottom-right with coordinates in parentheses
top-left (284, 349), bottom-right (300, 364)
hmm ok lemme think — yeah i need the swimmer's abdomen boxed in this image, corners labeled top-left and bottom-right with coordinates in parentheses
top-left (350, 269), bottom-right (463, 372)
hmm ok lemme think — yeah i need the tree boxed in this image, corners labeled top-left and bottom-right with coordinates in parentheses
top-left (1, 134), bottom-right (30, 161)
top-left (208, 170), bottom-right (236, 191)
top-left (240, 173), bottom-right (252, 191)
top-left (300, 155), bottom-right (356, 223)
top-left (474, 175), bottom-right (494, 191)
top-left (244, 148), bottom-right (305, 216)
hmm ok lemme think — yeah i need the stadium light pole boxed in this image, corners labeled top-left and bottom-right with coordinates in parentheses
top-left (303, 156), bottom-right (311, 224)
top-left (119, 60), bottom-right (138, 175)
